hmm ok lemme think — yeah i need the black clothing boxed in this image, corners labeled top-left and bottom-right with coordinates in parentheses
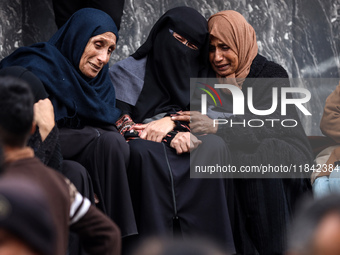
top-left (216, 55), bottom-right (312, 162)
top-left (209, 54), bottom-right (313, 254)
top-left (52, 0), bottom-right (125, 30)
top-left (0, 66), bottom-right (48, 102)
top-left (59, 126), bottom-right (137, 238)
top-left (109, 7), bottom-right (234, 253)
top-left (0, 9), bottom-right (137, 238)
top-left (128, 135), bottom-right (235, 253)
top-left (28, 126), bottom-right (62, 171)
top-left (131, 6), bottom-right (209, 123)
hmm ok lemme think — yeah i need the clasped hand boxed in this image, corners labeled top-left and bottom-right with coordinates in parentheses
top-left (134, 116), bottom-right (175, 143)
top-left (171, 111), bottom-right (218, 134)
top-left (170, 132), bottom-right (202, 154)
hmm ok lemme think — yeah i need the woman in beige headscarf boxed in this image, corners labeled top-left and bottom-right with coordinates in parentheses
top-left (209, 10), bottom-right (258, 89)
top-left (173, 10), bottom-right (313, 255)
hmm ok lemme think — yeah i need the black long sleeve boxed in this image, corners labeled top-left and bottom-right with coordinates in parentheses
top-left (28, 125), bottom-right (63, 171)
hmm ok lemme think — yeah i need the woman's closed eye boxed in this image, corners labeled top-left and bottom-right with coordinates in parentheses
top-left (94, 41), bottom-right (115, 55)
top-left (221, 45), bottom-right (230, 50)
top-left (209, 44), bottom-right (230, 52)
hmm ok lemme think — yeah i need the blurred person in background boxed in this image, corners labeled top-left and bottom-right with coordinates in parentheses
top-left (0, 76), bottom-right (121, 255)
top-left (287, 194), bottom-right (340, 255)
top-left (0, 177), bottom-right (55, 255)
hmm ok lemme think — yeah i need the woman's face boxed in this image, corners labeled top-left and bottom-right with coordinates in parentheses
top-left (79, 32), bottom-right (116, 78)
top-left (209, 36), bottom-right (239, 77)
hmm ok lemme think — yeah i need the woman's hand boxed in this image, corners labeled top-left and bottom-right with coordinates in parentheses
top-left (170, 132), bottom-right (202, 154)
top-left (171, 111), bottom-right (218, 134)
top-left (33, 99), bottom-right (55, 141)
top-left (134, 116), bottom-right (176, 142)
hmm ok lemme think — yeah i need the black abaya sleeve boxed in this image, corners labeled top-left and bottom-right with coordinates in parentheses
top-left (28, 125), bottom-right (63, 171)
top-left (116, 99), bottom-right (133, 116)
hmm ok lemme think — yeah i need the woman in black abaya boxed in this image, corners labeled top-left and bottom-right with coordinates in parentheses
top-left (173, 10), bottom-right (314, 254)
top-left (109, 7), bottom-right (235, 253)
top-left (0, 8), bottom-right (137, 238)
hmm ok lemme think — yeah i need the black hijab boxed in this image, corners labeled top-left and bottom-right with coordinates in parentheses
top-left (131, 6), bottom-right (209, 123)
top-left (0, 66), bottom-right (48, 103)
top-left (0, 8), bottom-right (120, 128)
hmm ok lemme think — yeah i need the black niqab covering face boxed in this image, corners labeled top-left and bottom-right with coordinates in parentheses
top-left (131, 6), bottom-right (209, 122)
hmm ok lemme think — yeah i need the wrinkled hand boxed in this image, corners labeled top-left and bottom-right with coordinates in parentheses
top-left (134, 117), bottom-right (176, 142)
top-left (34, 99), bottom-right (55, 141)
top-left (170, 132), bottom-right (202, 154)
top-left (171, 111), bottom-right (218, 134)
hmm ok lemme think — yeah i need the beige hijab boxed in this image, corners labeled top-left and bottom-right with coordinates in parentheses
top-left (208, 10), bottom-right (258, 87)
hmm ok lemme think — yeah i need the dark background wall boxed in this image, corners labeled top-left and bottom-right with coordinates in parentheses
top-left (0, 0), bottom-right (339, 135)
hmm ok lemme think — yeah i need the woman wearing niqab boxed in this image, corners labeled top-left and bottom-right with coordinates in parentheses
top-left (110, 6), bottom-right (235, 253)
top-left (0, 8), bottom-right (137, 238)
